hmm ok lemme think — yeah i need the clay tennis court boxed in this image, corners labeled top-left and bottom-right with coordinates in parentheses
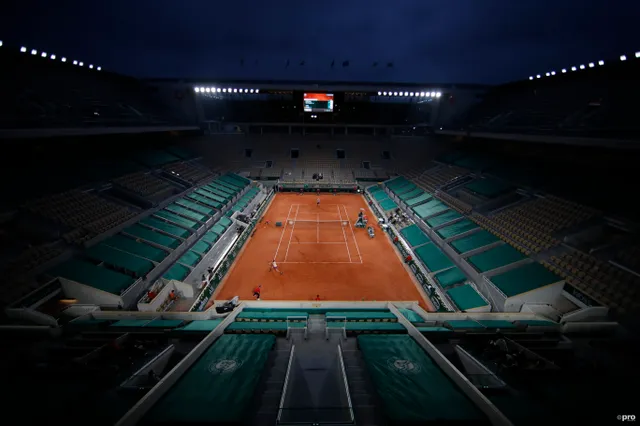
top-left (213, 193), bottom-right (433, 310)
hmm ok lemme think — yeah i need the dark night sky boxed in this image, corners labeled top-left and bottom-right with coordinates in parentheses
top-left (1, 0), bottom-right (638, 85)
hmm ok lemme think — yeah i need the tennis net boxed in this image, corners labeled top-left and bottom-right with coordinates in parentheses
top-left (288, 220), bottom-right (348, 228)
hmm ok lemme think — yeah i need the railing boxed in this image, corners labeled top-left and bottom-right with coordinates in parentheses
top-left (286, 316), bottom-right (308, 340)
top-left (337, 345), bottom-right (355, 424)
top-left (325, 316), bottom-right (346, 340)
top-left (190, 189), bottom-right (275, 311)
top-left (277, 344), bottom-right (296, 425)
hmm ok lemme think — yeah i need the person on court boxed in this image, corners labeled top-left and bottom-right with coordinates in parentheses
top-left (269, 260), bottom-right (284, 275)
top-left (316, 197), bottom-right (320, 207)
top-left (253, 285), bottom-right (262, 300)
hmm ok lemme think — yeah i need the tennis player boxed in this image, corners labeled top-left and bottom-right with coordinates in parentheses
top-left (269, 260), bottom-right (284, 275)
top-left (316, 197), bottom-right (320, 207)
top-left (253, 285), bottom-right (262, 300)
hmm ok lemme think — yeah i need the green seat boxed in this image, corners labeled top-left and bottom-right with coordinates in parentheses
top-left (417, 326), bottom-right (452, 332)
top-left (236, 311), bottom-right (309, 321)
top-left (326, 311), bottom-right (396, 321)
top-left (345, 322), bottom-right (405, 331)
top-left (397, 309), bottom-right (424, 323)
top-left (445, 320), bottom-right (485, 329)
top-left (177, 319), bottom-right (223, 331)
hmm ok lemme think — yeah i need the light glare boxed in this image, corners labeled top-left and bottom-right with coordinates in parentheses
top-left (21, 47), bottom-right (27, 52)
top-left (31, 49), bottom-right (37, 55)
top-left (620, 55), bottom-right (627, 61)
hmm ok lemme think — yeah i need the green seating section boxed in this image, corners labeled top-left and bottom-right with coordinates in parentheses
top-left (200, 230), bottom-right (220, 244)
top-left (393, 182), bottom-right (417, 195)
top-left (434, 267), bottom-right (467, 289)
top-left (197, 188), bottom-right (227, 203)
top-left (450, 229), bottom-right (499, 254)
top-left (417, 326), bottom-right (451, 332)
top-left (398, 308), bottom-right (423, 323)
top-left (466, 244), bottom-right (527, 272)
top-left (372, 189), bottom-right (390, 202)
top-left (425, 210), bottom-right (462, 228)
top-left (414, 243), bottom-right (453, 272)
top-left (490, 262), bottom-right (562, 297)
top-left (237, 311), bottom-right (309, 321)
top-left (464, 178), bottom-right (513, 198)
top-left (166, 204), bottom-right (207, 222)
top-left (85, 244), bottom-right (154, 277)
top-left (187, 193), bottom-right (222, 209)
top-left (399, 224), bottom-right (431, 247)
top-left (516, 319), bottom-right (559, 327)
top-left (124, 224), bottom-right (181, 249)
top-left (405, 192), bottom-right (433, 207)
top-left (102, 234), bottom-right (169, 262)
top-left (398, 187), bottom-right (423, 200)
top-left (163, 263), bottom-right (191, 281)
top-left (385, 176), bottom-right (409, 190)
top-left (344, 322), bottom-right (405, 331)
top-left (145, 319), bottom-right (185, 328)
top-left (358, 335), bottom-right (483, 422)
top-left (111, 319), bottom-right (150, 327)
top-left (178, 250), bottom-right (201, 267)
top-left (368, 185), bottom-right (383, 194)
top-left (379, 198), bottom-right (398, 211)
top-left (191, 240), bottom-right (211, 255)
top-left (48, 259), bottom-right (134, 294)
top-left (140, 216), bottom-right (191, 238)
top-left (477, 320), bottom-right (517, 329)
top-left (436, 218), bottom-right (479, 239)
top-left (229, 187), bottom-right (260, 213)
top-left (205, 183), bottom-right (234, 197)
top-left (446, 284), bottom-right (489, 311)
top-left (177, 319), bottom-right (223, 331)
top-left (326, 311), bottom-right (397, 321)
top-left (176, 198), bottom-right (215, 216)
top-left (154, 209), bottom-right (200, 229)
top-left (413, 199), bottom-right (449, 219)
top-left (145, 334), bottom-right (274, 424)
top-left (445, 320), bottom-right (485, 329)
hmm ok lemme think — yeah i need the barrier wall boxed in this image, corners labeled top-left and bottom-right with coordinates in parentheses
top-left (190, 190), bottom-right (276, 311)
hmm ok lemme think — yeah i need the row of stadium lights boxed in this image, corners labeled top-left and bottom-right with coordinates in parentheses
top-left (377, 91), bottom-right (441, 98)
top-left (529, 51), bottom-right (640, 80)
top-left (195, 87), bottom-right (259, 94)
top-left (3, 42), bottom-right (102, 71)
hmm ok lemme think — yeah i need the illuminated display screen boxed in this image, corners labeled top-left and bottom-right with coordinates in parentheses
top-left (303, 93), bottom-right (334, 112)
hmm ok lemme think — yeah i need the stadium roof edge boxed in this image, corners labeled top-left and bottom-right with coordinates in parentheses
top-left (142, 78), bottom-right (492, 90)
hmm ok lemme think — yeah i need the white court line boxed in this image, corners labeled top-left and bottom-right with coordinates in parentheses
top-left (280, 261), bottom-right (363, 264)
top-left (336, 204), bottom-right (353, 263)
top-left (317, 213), bottom-right (319, 243)
top-left (273, 204), bottom-right (293, 261)
top-left (283, 204), bottom-right (300, 262)
top-left (343, 204), bottom-right (363, 263)
top-left (291, 242), bottom-right (346, 244)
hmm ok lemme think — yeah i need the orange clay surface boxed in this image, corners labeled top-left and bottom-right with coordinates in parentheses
top-left (212, 193), bottom-right (433, 310)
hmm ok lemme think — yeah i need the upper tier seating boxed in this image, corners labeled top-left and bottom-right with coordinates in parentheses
top-left (113, 172), bottom-right (175, 199)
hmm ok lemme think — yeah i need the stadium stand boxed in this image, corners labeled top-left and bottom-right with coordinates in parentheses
top-left (113, 171), bottom-right (176, 200)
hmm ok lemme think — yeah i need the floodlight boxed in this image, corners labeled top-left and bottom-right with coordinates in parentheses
top-left (571, 66), bottom-right (577, 71)
top-left (50, 54), bottom-right (56, 60)
top-left (20, 47), bottom-right (27, 52)
top-left (41, 52), bottom-right (47, 57)
top-left (97, 66), bottom-right (101, 71)
top-left (561, 69), bottom-right (567, 73)
top-left (255, 89), bottom-right (259, 93)
top-left (89, 64), bottom-right (94, 69)
top-left (431, 92), bottom-right (436, 97)
top-left (0, 41), bottom-right (3, 47)
top-left (222, 88), bottom-right (227, 92)
top-left (195, 87), bottom-right (200, 93)
top-left (529, 76), bottom-right (533, 80)
top-left (420, 92), bottom-right (425, 96)
top-left (250, 89), bottom-right (254, 93)
top-left (588, 63), bottom-right (594, 68)
top-left (436, 92), bottom-right (442, 98)
top-left (383, 91), bottom-right (387, 96)
top-left (551, 71), bottom-right (556, 75)
top-left (244, 89), bottom-right (248, 93)
top-left (579, 64), bottom-right (585, 69)
top-left (635, 52), bottom-right (640, 58)
top-left (404, 92), bottom-right (408, 96)
top-left (216, 88), bottom-right (220, 92)
top-left (61, 57), bottom-right (67, 62)
top-left (393, 92), bottom-right (398, 96)
top-left (620, 55), bottom-right (627, 61)
top-left (73, 60), bottom-right (78, 65)
top-left (31, 49), bottom-right (37, 55)
top-left (545, 72), bottom-right (550, 76)
top-left (409, 92), bottom-right (414, 96)
top-left (233, 88), bottom-right (238, 93)
top-left (204, 88), bottom-right (209, 93)
top-left (598, 60), bottom-right (604, 65)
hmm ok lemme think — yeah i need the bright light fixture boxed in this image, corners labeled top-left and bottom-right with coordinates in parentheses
top-left (620, 55), bottom-right (627, 61)
top-left (61, 57), bottom-right (67, 62)
top-left (20, 47), bottom-right (27, 52)
top-left (31, 49), bottom-right (37, 55)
